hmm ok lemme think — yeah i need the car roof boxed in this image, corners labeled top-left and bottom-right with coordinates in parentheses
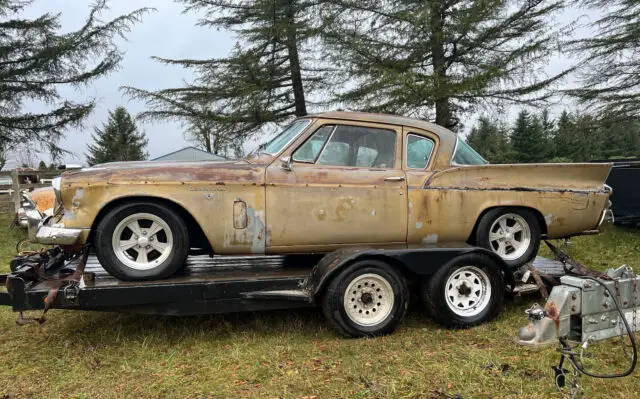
top-left (310, 111), bottom-right (456, 138)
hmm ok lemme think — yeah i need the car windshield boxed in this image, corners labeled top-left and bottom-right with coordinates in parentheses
top-left (452, 137), bottom-right (488, 165)
top-left (259, 119), bottom-right (312, 155)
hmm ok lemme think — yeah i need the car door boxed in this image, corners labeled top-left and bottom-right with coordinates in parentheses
top-left (265, 120), bottom-right (407, 252)
top-left (402, 127), bottom-right (442, 246)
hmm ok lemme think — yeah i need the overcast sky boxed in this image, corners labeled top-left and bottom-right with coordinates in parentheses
top-left (13, 1), bottom-right (598, 167)
top-left (14, 0), bottom-right (236, 166)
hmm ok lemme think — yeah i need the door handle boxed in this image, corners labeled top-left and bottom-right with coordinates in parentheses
top-left (384, 176), bottom-right (405, 182)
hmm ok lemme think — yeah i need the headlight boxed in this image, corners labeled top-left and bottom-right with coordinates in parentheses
top-left (52, 176), bottom-right (62, 204)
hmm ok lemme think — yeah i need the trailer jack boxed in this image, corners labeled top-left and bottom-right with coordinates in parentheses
top-left (518, 242), bottom-right (638, 397)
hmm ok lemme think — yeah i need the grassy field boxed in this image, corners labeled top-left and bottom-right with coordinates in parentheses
top-left (1, 217), bottom-right (640, 399)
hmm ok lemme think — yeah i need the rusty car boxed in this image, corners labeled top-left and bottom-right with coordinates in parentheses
top-left (23, 111), bottom-right (613, 283)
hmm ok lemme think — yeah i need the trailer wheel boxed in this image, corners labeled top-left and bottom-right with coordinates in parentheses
top-left (422, 253), bottom-right (504, 328)
top-left (321, 259), bottom-right (409, 338)
top-left (94, 202), bottom-right (189, 281)
top-left (475, 208), bottom-right (541, 268)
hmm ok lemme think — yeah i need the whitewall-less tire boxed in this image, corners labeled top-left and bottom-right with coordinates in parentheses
top-left (94, 202), bottom-right (189, 281)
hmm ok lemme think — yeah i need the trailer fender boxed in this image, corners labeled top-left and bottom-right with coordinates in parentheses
top-left (305, 246), bottom-right (514, 301)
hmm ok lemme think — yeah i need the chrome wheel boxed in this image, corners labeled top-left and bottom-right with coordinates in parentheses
top-left (445, 266), bottom-right (492, 317)
top-left (112, 213), bottom-right (174, 271)
top-left (343, 273), bottom-right (394, 327)
top-left (488, 213), bottom-right (531, 261)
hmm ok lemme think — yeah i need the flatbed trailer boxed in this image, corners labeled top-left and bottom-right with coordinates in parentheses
top-left (1, 246), bottom-right (517, 337)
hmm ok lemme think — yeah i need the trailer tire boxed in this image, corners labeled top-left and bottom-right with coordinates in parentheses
top-left (94, 202), bottom-right (189, 281)
top-left (321, 259), bottom-right (409, 338)
top-left (422, 253), bottom-right (504, 328)
top-left (476, 208), bottom-right (540, 268)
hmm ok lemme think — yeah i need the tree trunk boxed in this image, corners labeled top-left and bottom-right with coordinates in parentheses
top-left (203, 128), bottom-right (212, 153)
top-left (284, 0), bottom-right (307, 117)
top-left (429, 1), bottom-right (452, 129)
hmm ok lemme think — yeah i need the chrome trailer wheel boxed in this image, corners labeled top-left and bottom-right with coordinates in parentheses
top-left (343, 273), bottom-right (395, 327)
top-left (423, 253), bottom-right (504, 328)
top-left (444, 266), bottom-right (492, 317)
top-left (322, 260), bottom-right (409, 337)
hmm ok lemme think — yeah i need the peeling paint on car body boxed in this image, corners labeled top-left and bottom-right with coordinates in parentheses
top-left (423, 234), bottom-right (438, 245)
top-left (42, 111), bottom-right (611, 256)
top-left (545, 214), bottom-right (553, 226)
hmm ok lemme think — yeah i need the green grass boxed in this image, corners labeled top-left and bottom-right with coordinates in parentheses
top-left (1, 219), bottom-right (640, 398)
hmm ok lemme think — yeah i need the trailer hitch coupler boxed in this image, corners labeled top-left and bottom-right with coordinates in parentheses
top-left (525, 303), bottom-right (548, 321)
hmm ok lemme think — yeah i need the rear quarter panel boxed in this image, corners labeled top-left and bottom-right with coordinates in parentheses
top-left (407, 163), bottom-right (612, 245)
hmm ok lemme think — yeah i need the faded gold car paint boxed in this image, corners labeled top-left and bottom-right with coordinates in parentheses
top-left (51, 111), bottom-right (612, 254)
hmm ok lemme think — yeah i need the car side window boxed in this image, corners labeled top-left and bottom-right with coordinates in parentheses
top-left (313, 125), bottom-right (396, 168)
top-left (406, 134), bottom-right (435, 169)
top-left (292, 125), bottom-right (334, 163)
top-left (318, 141), bottom-right (349, 165)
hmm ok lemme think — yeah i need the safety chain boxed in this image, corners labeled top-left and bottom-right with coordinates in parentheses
top-left (553, 350), bottom-right (583, 399)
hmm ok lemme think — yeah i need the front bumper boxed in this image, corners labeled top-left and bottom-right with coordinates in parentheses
top-left (25, 209), bottom-right (82, 245)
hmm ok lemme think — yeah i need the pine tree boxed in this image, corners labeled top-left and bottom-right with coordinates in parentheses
top-left (570, 113), bottom-right (603, 162)
top-left (510, 110), bottom-right (552, 163)
top-left (86, 107), bottom-right (148, 166)
top-left (38, 160), bottom-right (47, 170)
top-left (539, 109), bottom-right (555, 158)
top-left (552, 110), bottom-right (640, 162)
top-left (321, 0), bottom-right (569, 130)
top-left (597, 115), bottom-right (640, 160)
top-left (567, 0), bottom-right (640, 119)
top-left (0, 1), bottom-right (150, 157)
top-left (552, 110), bottom-right (575, 162)
top-left (124, 0), bottom-right (326, 153)
top-left (466, 117), bottom-right (513, 163)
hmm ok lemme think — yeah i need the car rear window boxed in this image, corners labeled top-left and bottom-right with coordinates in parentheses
top-left (452, 137), bottom-right (488, 165)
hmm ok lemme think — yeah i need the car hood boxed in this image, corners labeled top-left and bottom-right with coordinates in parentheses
top-left (62, 160), bottom-right (265, 185)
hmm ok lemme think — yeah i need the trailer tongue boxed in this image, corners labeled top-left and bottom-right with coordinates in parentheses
top-left (517, 242), bottom-right (638, 397)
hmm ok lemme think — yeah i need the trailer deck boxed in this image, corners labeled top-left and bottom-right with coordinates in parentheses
top-left (1, 251), bottom-right (566, 312)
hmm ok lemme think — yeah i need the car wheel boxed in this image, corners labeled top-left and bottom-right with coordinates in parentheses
top-left (321, 259), bottom-right (409, 338)
top-left (422, 253), bottom-right (504, 328)
top-left (94, 202), bottom-right (189, 281)
top-left (475, 208), bottom-right (541, 268)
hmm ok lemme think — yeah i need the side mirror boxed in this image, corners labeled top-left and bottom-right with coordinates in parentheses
top-left (280, 156), bottom-right (292, 171)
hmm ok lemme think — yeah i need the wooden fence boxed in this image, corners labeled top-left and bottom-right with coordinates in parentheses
top-left (0, 170), bottom-right (59, 214)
